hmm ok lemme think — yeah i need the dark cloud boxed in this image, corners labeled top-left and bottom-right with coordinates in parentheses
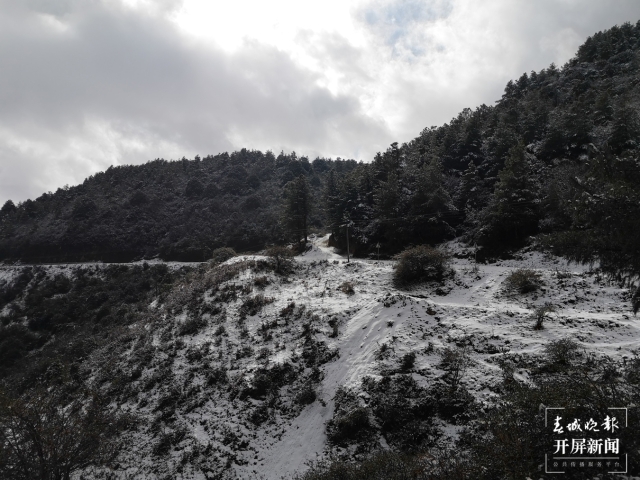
top-left (2, 0), bottom-right (640, 204)
top-left (0, 0), bottom-right (391, 203)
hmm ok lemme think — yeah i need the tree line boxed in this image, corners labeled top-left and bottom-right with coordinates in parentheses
top-left (2, 21), bottom-right (640, 282)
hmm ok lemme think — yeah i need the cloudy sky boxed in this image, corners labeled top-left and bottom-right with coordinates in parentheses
top-left (1, 0), bottom-right (639, 204)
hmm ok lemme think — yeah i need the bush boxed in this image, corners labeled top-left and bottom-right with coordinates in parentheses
top-left (504, 268), bottom-right (541, 294)
top-left (533, 302), bottom-right (556, 329)
top-left (265, 246), bottom-right (295, 274)
top-left (362, 375), bottom-right (438, 452)
top-left (400, 352), bottom-right (416, 371)
top-left (239, 294), bottom-right (274, 317)
top-left (210, 247), bottom-right (236, 264)
top-left (543, 338), bottom-right (580, 367)
top-left (178, 316), bottom-right (207, 336)
top-left (466, 356), bottom-right (640, 480)
top-left (254, 276), bottom-right (270, 289)
top-left (393, 246), bottom-right (450, 286)
top-left (326, 387), bottom-right (374, 446)
top-left (326, 407), bottom-right (371, 445)
top-left (207, 367), bottom-right (228, 386)
top-left (296, 385), bottom-right (317, 405)
top-left (0, 388), bottom-right (126, 478)
top-left (439, 345), bottom-right (472, 392)
top-left (338, 281), bottom-right (355, 295)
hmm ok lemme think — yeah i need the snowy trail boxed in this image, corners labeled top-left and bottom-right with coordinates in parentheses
top-left (255, 300), bottom-right (395, 479)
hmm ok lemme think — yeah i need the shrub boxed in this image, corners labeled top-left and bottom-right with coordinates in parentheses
top-left (0, 388), bottom-right (126, 478)
top-left (362, 375), bottom-right (438, 452)
top-left (239, 294), bottom-right (274, 317)
top-left (504, 268), bottom-right (541, 294)
top-left (253, 275), bottom-right (270, 289)
top-left (210, 247), bottom-right (236, 264)
top-left (207, 367), bottom-right (228, 386)
top-left (294, 449), bottom-right (472, 480)
top-left (543, 338), bottom-right (580, 367)
top-left (296, 384), bottom-right (317, 405)
top-left (400, 351), bottom-right (416, 371)
top-left (533, 302), bottom-right (556, 329)
top-left (326, 407), bottom-right (371, 445)
top-left (256, 347), bottom-right (271, 360)
top-left (466, 356), bottom-right (640, 480)
top-left (249, 405), bottom-right (269, 426)
top-left (439, 345), bottom-right (472, 392)
top-left (178, 316), bottom-right (207, 336)
top-left (326, 387), bottom-right (373, 446)
top-left (328, 318), bottom-right (339, 338)
top-left (338, 281), bottom-right (355, 295)
top-left (393, 246), bottom-right (450, 286)
top-left (265, 246), bottom-right (295, 274)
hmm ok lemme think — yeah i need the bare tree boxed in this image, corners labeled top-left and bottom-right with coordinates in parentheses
top-left (0, 388), bottom-right (126, 480)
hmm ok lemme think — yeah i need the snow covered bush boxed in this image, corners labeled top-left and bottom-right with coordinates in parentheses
top-left (339, 281), bottom-right (355, 295)
top-left (326, 387), bottom-right (373, 447)
top-left (504, 268), bottom-right (541, 294)
top-left (239, 294), bottom-right (274, 318)
top-left (400, 351), bottom-right (416, 371)
top-left (533, 302), bottom-right (556, 329)
top-left (393, 245), bottom-right (450, 286)
top-left (209, 247), bottom-right (236, 264)
top-left (362, 375), bottom-right (438, 453)
top-left (178, 316), bottom-right (207, 336)
top-left (266, 245), bottom-right (295, 274)
top-left (542, 338), bottom-right (580, 367)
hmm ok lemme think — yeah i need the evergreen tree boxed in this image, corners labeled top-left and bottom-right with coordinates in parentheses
top-left (374, 171), bottom-right (400, 219)
top-left (409, 158), bottom-right (457, 243)
top-left (476, 142), bottom-right (539, 249)
top-left (456, 161), bottom-right (482, 211)
top-left (609, 97), bottom-right (639, 154)
top-left (282, 175), bottom-right (311, 245)
top-left (549, 149), bottom-right (640, 279)
top-left (324, 169), bottom-right (342, 235)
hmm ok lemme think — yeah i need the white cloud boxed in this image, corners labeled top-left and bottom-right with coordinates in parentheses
top-left (1, 0), bottom-right (640, 203)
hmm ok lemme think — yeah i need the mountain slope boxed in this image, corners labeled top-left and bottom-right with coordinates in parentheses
top-left (1, 237), bottom-right (636, 478)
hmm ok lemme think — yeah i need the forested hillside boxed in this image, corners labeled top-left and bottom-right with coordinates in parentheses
top-left (0, 152), bottom-right (356, 261)
top-left (2, 22), bottom-right (640, 279)
top-left (0, 21), bottom-right (640, 480)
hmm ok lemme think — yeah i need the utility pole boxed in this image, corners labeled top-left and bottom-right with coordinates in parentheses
top-left (341, 214), bottom-right (352, 263)
top-left (345, 222), bottom-right (350, 263)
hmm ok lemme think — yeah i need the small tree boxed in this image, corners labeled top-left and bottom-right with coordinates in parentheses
top-left (0, 388), bottom-right (126, 480)
top-left (439, 345), bottom-right (472, 392)
top-left (265, 245), bottom-right (294, 274)
top-left (533, 303), bottom-right (556, 330)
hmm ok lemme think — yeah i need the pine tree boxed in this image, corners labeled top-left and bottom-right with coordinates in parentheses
top-left (549, 149), bottom-right (640, 280)
top-left (282, 175), bottom-right (311, 246)
top-left (324, 169), bottom-right (342, 233)
top-left (457, 160), bottom-right (481, 211)
top-left (374, 171), bottom-right (400, 219)
top-left (410, 158), bottom-right (457, 244)
top-left (477, 142), bottom-right (539, 249)
top-left (609, 97), bottom-right (639, 154)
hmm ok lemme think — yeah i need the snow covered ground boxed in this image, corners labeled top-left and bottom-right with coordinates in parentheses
top-left (2, 236), bottom-right (637, 479)
top-left (242, 236), bottom-right (637, 479)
